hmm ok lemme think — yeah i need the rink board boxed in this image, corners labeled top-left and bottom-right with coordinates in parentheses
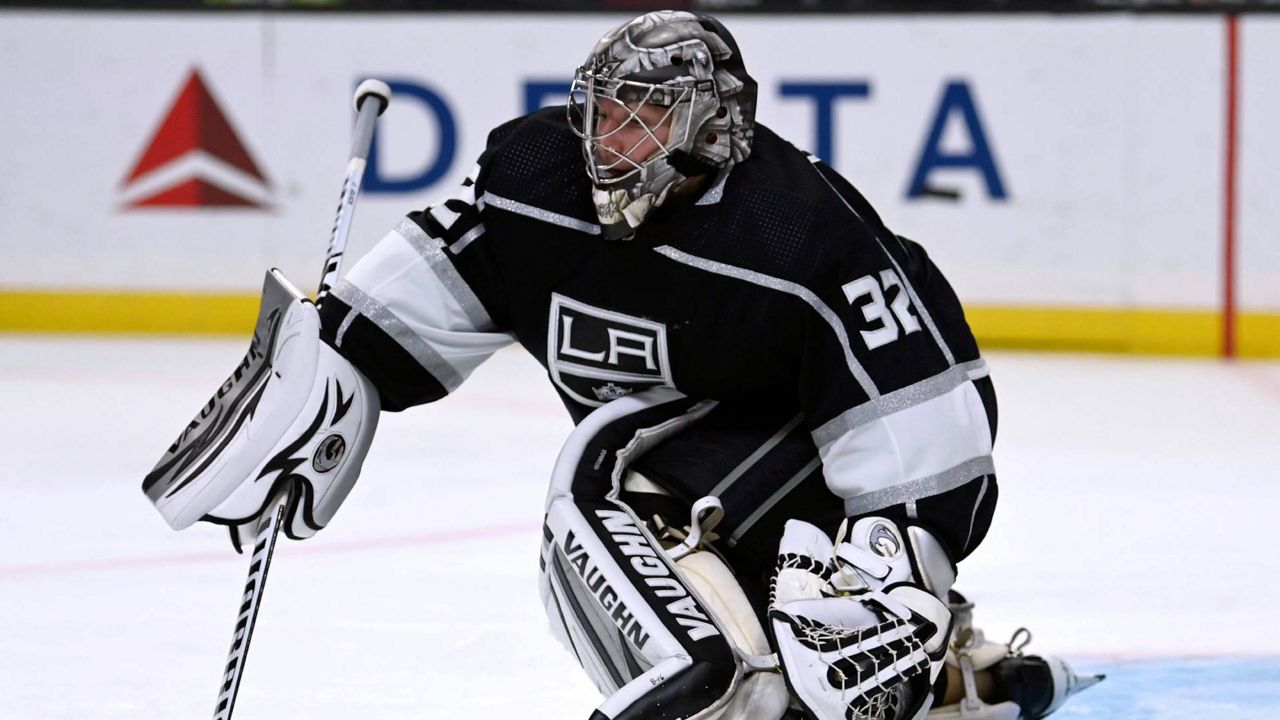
top-left (1, 12), bottom-right (1277, 355)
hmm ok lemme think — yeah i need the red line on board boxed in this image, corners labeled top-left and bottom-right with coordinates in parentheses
top-left (1223, 14), bottom-right (1240, 358)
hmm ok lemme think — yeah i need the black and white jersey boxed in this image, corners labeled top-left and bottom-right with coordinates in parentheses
top-left (319, 107), bottom-right (998, 568)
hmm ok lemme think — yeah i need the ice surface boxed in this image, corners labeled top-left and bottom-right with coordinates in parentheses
top-left (1, 337), bottom-right (1277, 718)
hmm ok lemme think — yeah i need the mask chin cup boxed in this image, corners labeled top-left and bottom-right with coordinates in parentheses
top-left (593, 186), bottom-right (655, 241)
top-left (592, 166), bottom-right (685, 241)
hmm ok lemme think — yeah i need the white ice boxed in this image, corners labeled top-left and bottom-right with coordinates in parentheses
top-left (1, 336), bottom-right (1278, 719)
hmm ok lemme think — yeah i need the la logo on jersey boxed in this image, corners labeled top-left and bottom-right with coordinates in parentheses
top-left (548, 294), bottom-right (673, 407)
top-left (120, 68), bottom-right (271, 209)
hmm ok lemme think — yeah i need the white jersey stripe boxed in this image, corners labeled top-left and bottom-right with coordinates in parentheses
top-left (428, 202), bottom-right (461, 230)
top-left (812, 364), bottom-right (975, 448)
top-left (818, 380), bottom-right (994, 513)
top-left (394, 218), bottom-right (496, 331)
top-left (331, 280), bottom-right (467, 391)
top-left (335, 224), bottom-right (514, 390)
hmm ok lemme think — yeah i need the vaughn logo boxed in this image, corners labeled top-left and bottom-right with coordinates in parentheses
top-left (547, 294), bottom-right (673, 407)
top-left (593, 509), bottom-right (719, 643)
top-left (120, 68), bottom-right (271, 209)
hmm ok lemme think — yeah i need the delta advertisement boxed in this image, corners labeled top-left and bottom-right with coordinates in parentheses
top-left (1, 12), bottom-right (1276, 354)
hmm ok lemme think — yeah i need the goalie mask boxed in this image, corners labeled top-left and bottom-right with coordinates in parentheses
top-left (569, 11), bottom-right (757, 240)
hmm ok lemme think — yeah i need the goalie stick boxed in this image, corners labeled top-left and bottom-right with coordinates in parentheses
top-left (211, 78), bottom-right (390, 720)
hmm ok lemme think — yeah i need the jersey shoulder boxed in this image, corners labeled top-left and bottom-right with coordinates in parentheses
top-left (478, 106), bottom-right (595, 223)
top-left (695, 124), bottom-right (894, 285)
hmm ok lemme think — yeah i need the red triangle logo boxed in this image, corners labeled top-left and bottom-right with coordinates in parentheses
top-left (121, 68), bottom-right (271, 209)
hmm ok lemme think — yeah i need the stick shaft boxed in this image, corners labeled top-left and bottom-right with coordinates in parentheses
top-left (212, 82), bottom-right (389, 720)
top-left (317, 95), bottom-right (386, 300)
top-left (213, 492), bottom-right (288, 720)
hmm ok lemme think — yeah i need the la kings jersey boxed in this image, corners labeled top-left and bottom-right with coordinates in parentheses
top-left (318, 107), bottom-right (998, 586)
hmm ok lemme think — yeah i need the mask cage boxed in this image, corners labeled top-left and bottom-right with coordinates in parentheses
top-left (568, 68), bottom-right (712, 186)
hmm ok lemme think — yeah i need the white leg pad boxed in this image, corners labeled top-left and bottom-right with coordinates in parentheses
top-left (676, 550), bottom-right (789, 720)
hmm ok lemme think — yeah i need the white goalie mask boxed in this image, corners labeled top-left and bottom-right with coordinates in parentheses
top-left (569, 11), bottom-right (757, 240)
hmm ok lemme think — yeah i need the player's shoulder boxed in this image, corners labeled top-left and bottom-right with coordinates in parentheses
top-left (478, 106), bottom-right (593, 216)
top-left (732, 124), bottom-right (890, 237)
top-left (483, 105), bottom-right (576, 156)
top-left (700, 124), bottom-right (892, 283)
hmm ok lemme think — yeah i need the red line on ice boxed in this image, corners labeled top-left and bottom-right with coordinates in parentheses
top-left (0, 521), bottom-right (538, 579)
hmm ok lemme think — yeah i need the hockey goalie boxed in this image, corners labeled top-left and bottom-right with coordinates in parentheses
top-left (144, 10), bottom-right (1101, 720)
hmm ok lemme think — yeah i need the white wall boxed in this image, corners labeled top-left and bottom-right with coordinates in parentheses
top-left (1240, 17), bottom-right (1280, 312)
top-left (0, 12), bottom-right (1270, 313)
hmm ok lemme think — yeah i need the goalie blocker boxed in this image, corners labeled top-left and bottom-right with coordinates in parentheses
top-left (142, 269), bottom-right (380, 548)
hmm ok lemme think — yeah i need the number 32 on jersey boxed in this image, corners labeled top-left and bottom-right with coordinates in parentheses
top-left (843, 269), bottom-right (922, 350)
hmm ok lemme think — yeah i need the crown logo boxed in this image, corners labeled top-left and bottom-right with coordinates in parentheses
top-left (592, 383), bottom-right (634, 401)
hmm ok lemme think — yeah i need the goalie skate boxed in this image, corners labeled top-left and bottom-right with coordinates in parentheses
top-left (927, 593), bottom-right (1104, 720)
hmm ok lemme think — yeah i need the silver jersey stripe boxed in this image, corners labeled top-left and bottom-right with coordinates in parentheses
top-left (842, 455), bottom-right (995, 516)
top-left (480, 191), bottom-right (602, 235)
top-left (963, 476), bottom-right (991, 551)
top-left (711, 413), bottom-right (804, 497)
top-left (448, 224), bottom-right (486, 255)
top-left (873, 237), bottom-right (955, 365)
top-left (806, 155), bottom-right (866, 223)
top-left (695, 167), bottom-right (731, 206)
top-left (653, 245), bottom-right (880, 399)
top-left (394, 217), bottom-right (496, 331)
top-left (805, 161), bottom-right (956, 366)
top-left (611, 399), bottom-right (720, 492)
top-left (812, 363), bottom-right (973, 449)
top-left (334, 307), bottom-right (359, 347)
top-left (962, 358), bottom-right (990, 381)
top-left (728, 455), bottom-right (823, 546)
top-left (548, 387), bottom-right (689, 498)
top-left (331, 280), bottom-right (466, 392)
